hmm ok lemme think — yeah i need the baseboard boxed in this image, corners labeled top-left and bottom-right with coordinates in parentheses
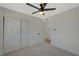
top-left (51, 45), bottom-right (78, 56)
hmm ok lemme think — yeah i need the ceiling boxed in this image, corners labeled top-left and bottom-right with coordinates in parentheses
top-left (0, 3), bottom-right (79, 19)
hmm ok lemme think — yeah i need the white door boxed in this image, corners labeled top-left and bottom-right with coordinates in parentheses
top-left (29, 21), bottom-right (44, 46)
top-left (4, 17), bottom-right (20, 54)
top-left (21, 20), bottom-right (29, 48)
top-left (0, 15), bottom-right (3, 55)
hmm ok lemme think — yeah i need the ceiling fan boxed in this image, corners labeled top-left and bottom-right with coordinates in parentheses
top-left (26, 3), bottom-right (56, 15)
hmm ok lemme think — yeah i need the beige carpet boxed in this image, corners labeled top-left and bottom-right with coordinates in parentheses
top-left (5, 43), bottom-right (76, 56)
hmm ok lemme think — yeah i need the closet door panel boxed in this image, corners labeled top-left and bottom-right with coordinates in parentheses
top-left (29, 21), bottom-right (44, 46)
top-left (0, 15), bottom-right (3, 55)
top-left (4, 17), bottom-right (20, 54)
top-left (29, 21), bottom-right (38, 46)
top-left (21, 20), bottom-right (29, 48)
top-left (36, 22), bottom-right (44, 43)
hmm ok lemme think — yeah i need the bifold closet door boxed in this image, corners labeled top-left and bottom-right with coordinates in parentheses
top-left (29, 21), bottom-right (44, 46)
top-left (4, 17), bottom-right (20, 54)
top-left (0, 15), bottom-right (3, 55)
top-left (21, 20), bottom-right (29, 48)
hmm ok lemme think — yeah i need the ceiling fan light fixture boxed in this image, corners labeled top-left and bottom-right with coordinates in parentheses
top-left (39, 11), bottom-right (45, 15)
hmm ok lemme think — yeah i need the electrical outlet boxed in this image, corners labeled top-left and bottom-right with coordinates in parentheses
top-left (45, 38), bottom-right (51, 44)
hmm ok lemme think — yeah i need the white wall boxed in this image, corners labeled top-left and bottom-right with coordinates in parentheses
top-left (48, 7), bottom-right (79, 55)
top-left (0, 13), bottom-right (3, 55)
top-left (43, 21), bottom-right (49, 39)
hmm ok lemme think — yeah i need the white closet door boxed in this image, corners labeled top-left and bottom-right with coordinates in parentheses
top-left (0, 15), bottom-right (3, 55)
top-left (37, 22), bottom-right (44, 43)
top-left (29, 21), bottom-right (44, 46)
top-left (21, 20), bottom-right (29, 48)
top-left (4, 17), bottom-right (20, 54)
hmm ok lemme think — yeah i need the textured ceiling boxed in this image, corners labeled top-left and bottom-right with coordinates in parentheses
top-left (0, 3), bottom-right (79, 19)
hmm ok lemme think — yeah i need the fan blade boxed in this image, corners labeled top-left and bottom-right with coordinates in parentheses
top-left (26, 3), bottom-right (39, 10)
top-left (43, 3), bottom-right (47, 8)
top-left (32, 11), bottom-right (39, 14)
top-left (44, 8), bottom-right (56, 11)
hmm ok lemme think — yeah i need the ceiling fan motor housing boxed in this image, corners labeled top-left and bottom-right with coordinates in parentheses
top-left (40, 3), bottom-right (45, 11)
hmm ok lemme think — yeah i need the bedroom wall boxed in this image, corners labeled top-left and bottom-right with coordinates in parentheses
top-left (48, 7), bottom-right (79, 55)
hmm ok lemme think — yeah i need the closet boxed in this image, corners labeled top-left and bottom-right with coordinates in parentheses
top-left (4, 17), bottom-right (21, 54)
top-left (0, 7), bottom-right (44, 55)
top-left (4, 18), bottom-right (44, 54)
